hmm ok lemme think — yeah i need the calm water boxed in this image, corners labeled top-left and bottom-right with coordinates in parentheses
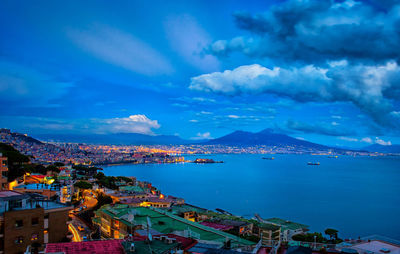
top-left (103, 154), bottom-right (400, 239)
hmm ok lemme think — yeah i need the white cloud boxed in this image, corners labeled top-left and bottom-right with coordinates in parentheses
top-left (361, 137), bottom-right (373, 143)
top-left (190, 62), bottom-right (400, 126)
top-left (344, 136), bottom-right (392, 146)
top-left (67, 25), bottom-right (173, 76)
top-left (228, 115), bottom-right (240, 119)
top-left (374, 137), bottom-right (392, 146)
top-left (338, 137), bottom-right (359, 142)
top-left (191, 132), bottom-right (212, 140)
top-left (189, 119), bottom-right (199, 123)
top-left (99, 114), bottom-right (160, 135)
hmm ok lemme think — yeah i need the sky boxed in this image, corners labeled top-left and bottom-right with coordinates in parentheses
top-left (1, 0), bottom-right (400, 148)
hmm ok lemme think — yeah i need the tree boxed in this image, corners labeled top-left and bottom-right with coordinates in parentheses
top-left (74, 181), bottom-right (93, 190)
top-left (0, 143), bottom-right (30, 181)
top-left (324, 228), bottom-right (338, 241)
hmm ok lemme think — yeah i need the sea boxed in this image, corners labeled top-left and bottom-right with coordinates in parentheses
top-left (102, 154), bottom-right (400, 240)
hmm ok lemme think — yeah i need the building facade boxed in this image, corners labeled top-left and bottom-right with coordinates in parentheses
top-left (0, 191), bottom-right (73, 254)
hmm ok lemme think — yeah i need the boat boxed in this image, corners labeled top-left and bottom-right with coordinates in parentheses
top-left (262, 157), bottom-right (275, 160)
top-left (328, 155), bottom-right (338, 158)
top-left (307, 162), bottom-right (320, 165)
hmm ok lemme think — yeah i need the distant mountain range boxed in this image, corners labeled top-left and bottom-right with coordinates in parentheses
top-left (33, 133), bottom-right (196, 145)
top-left (205, 129), bottom-right (331, 149)
top-left (7, 128), bottom-right (400, 153)
top-left (35, 128), bottom-right (333, 150)
top-left (363, 144), bottom-right (400, 153)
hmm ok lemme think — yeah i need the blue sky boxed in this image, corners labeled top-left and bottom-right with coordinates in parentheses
top-left (1, 0), bottom-right (400, 147)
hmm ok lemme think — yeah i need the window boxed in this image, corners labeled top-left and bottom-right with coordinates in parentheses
top-left (15, 236), bottom-right (24, 244)
top-left (9, 200), bottom-right (22, 209)
top-left (32, 217), bottom-right (39, 226)
top-left (31, 234), bottom-right (38, 241)
top-left (15, 220), bottom-right (23, 228)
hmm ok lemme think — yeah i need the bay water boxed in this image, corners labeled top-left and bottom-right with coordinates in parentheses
top-left (103, 154), bottom-right (400, 239)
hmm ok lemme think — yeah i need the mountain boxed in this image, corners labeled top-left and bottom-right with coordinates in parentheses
top-left (364, 144), bottom-right (400, 153)
top-left (204, 128), bottom-right (330, 149)
top-left (33, 133), bottom-right (198, 145)
top-left (36, 129), bottom-right (337, 149)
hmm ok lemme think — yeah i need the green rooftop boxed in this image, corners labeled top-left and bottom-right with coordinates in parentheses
top-left (119, 186), bottom-right (148, 193)
top-left (95, 205), bottom-right (255, 247)
top-left (264, 218), bottom-right (309, 231)
top-left (165, 204), bottom-right (209, 215)
top-left (122, 240), bottom-right (179, 254)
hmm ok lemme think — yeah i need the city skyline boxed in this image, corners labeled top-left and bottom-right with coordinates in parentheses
top-left (1, 0), bottom-right (400, 148)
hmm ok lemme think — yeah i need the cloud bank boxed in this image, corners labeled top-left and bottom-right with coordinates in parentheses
top-left (190, 62), bottom-right (400, 126)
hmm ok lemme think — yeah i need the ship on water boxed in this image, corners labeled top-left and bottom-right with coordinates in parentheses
top-left (262, 157), bottom-right (275, 160)
top-left (328, 155), bottom-right (338, 158)
top-left (307, 162), bottom-right (320, 165)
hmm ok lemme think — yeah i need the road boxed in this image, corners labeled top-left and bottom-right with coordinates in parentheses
top-left (68, 190), bottom-right (98, 242)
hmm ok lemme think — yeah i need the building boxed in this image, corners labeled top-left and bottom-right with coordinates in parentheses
top-left (59, 184), bottom-right (74, 203)
top-left (340, 235), bottom-right (400, 254)
top-left (13, 183), bottom-right (60, 199)
top-left (252, 222), bottom-right (281, 245)
top-left (93, 205), bottom-right (255, 248)
top-left (0, 154), bottom-right (7, 190)
top-left (165, 204), bottom-right (206, 222)
top-left (0, 190), bottom-right (73, 254)
top-left (263, 218), bottom-right (309, 241)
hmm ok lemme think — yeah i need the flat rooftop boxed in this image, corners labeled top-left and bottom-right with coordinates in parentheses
top-left (0, 190), bottom-right (23, 198)
top-left (352, 241), bottom-right (400, 254)
top-left (15, 183), bottom-right (59, 190)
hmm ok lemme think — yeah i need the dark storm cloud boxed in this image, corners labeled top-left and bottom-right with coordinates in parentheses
top-left (210, 0), bottom-right (400, 64)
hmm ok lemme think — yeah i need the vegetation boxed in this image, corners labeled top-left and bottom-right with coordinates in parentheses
top-left (74, 181), bottom-right (93, 189)
top-left (94, 172), bottom-right (118, 190)
top-left (325, 228), bottom-right (338, 240)
top-left (292, 230), bottom-right (343, 244)
top-left (292, 232), bottom-right (326, 243)
top-left (0, 143), bottom-right (30, 181)
top-left (93, 192), bottom-right (113, 210)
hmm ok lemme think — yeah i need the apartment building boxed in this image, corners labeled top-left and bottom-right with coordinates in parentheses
top-left (0, 191), bottom-right (73, 254)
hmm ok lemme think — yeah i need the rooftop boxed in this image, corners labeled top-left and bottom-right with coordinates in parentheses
top-left (122, 239), bottom-right (179, 254)
top-left (0, 190), bottom-right (24, 198)
top-left (14, 183), bottom-right (60, 191)
top-left (200, 222), bottom-right (234, 231)
top-left (45, 239), bottom-right (124, 254)
top-left (96, 205), bottom-right (255, 247)
top-left (351, 240), bottom-right (400, 254)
